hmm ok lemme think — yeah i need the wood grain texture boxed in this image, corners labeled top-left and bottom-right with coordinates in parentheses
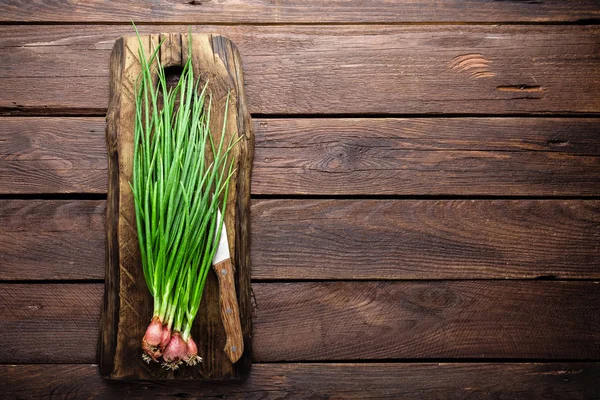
top-left (0, 284), bottom-right (102, 363)
top-left (1, 1), bottom-right (598, 396)
top-left (253, 118), bottom-right (600, 196)
top-left (2, 117), bottom-right (599, 195)
top-left (0, 200), bottom-right (105, 280)
top-left (1, 0), bottom-right (598, 23)
top-left (2, 25), bottom-right (599, 115)
top-left (2, 282), bottom-right (599, 362)
top-left (99, 33), bottom-right (253, 380)
top-left (253, 281), bottom-right (600, 361)
top-left (1, 199), bottom-right (599, 281)
top-left (252, 199), bottom-right (600, 280)
top-left (0, 118), bottom-right (107, 194)
top-left (1, 363), bottom-right (599, 400)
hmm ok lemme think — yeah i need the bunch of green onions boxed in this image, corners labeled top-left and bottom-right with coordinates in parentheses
top-left (131, 28), bottom-right (239, 370)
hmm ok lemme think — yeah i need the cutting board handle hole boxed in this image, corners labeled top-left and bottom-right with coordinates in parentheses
top-left (164, 66), bottom-right (184, 91)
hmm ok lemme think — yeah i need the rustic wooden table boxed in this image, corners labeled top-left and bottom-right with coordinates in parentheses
top-left (1, 1), bottom-right (599, 398)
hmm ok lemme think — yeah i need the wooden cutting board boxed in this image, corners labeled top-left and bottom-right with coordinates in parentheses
top-left (98, 32), bottom-right (253, 380)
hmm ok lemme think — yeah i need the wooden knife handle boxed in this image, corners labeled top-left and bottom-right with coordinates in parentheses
top-left (212, 258), bottom-right (244, 363)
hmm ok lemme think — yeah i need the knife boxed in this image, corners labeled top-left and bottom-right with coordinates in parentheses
top-left (212, 209), bottom-right (244, 363)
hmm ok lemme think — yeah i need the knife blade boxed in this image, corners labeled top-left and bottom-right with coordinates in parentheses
top-left (212, 209), bottom-right (244, 363)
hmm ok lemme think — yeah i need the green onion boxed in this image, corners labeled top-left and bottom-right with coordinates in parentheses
top-left (131, 25), bottom-right (238, 370)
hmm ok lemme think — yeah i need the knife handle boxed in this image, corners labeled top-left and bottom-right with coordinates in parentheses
top-left (213, 258), bottom-right (244, 363)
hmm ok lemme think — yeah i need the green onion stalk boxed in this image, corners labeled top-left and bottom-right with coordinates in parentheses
top-left (131, 26), bottom-right (239, 370)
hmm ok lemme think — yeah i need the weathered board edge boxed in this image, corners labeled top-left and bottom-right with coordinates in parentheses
top-left (98, 36), bottom-right (124, 378)
top-left (98, 33), bottom-right (253, 381)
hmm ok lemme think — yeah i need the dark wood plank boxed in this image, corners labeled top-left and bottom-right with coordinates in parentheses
top-left (100, 33), bottom-right (253, 380)
top-left (2, 117), bottom-right (599, 195)
top-left (255, 118), bottom-right (600, 156)
top-left (253, 118), bottom-right (600, 196)
top-left (0, 118), bottom-right (107, 193)
top-left (1, 282), bottom-right (599, 363)
top-left (0, 200), bottom-right (105, 280)
top-left (0, 284), bottom-right (102, 363)
top-left (2, 25), bottom-right (599, 115)
top-left (252, 199), bottom-right (600, 280)
top-left (1, 0), bottom-right (598, 23)
top-left (2, 199), bottom-right (599, 281)
top-left (252, 281), bottom-right (600, 361)
top-left (1, 363), bottom-right (598, 399)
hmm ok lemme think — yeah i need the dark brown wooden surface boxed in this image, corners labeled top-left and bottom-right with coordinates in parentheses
top-left (0, 284), bottom-right (102, 364)
top-left (1, 0), bottom-right (599, 396)
top-left (0, 200), bottom-right (104, 280)
top-left (0, 118), bottom-right (106, 193)
top-left (252, 199), bottom-right (600, 280)
top-left (1, 0), bottom-right (598, 23)
top-left (2, 199), bottom-right (600, 281)
top-left (1, 363), bottom-right (599, 399)
top-left (100, 33), bottom-right (253, 380)
top-left (2, 282), bottom-right (599, 363)
top-left (254, 118), bottom-right (600, 196)
top-left (1, 25), bottom-right (599, 115)
top-left (252, 281), bottom-right (600, 361)
top-left (2, 117), bottom-right (599, 195)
